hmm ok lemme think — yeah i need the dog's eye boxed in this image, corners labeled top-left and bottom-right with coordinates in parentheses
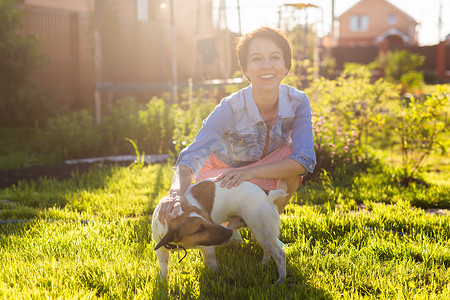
top-left (195, 225), bottom-right (205, 234)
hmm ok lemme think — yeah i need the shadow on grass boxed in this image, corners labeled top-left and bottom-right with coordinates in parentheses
top-left (0, 162), bottom-right (170, 236)
top-left (148, 240), bottom-right (332, 299)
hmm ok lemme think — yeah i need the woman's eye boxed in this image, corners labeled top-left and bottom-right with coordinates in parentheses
top-left (251, 57), bottom-right (261, 62)
top-left (272, 56), bottom-right (281, 61)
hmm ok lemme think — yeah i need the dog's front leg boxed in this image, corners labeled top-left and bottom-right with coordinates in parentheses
top-left (261, 249), bottom-right (271, 266)
top-left (198, 246), bottom-right (218, 271)
top-left (156, 248), bottom-right (170, 281)
top-left (272, 247), bottom-right (286, 284)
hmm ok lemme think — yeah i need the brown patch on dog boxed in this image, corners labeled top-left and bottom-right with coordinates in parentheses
top-left (190, 180), bottom-right (215, 215)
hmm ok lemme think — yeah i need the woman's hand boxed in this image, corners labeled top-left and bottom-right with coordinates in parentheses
top-left (157, 165), bottom-right (193, 225)
top-left (157, 190), bottom-right (187, 225)
top-left (215, 168), bottom-right (255, 189)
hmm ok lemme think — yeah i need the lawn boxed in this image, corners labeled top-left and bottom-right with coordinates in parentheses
top-left (1, 160), bottom-right (449, 299)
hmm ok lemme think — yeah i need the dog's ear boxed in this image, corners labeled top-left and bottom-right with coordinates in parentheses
top-left (154, 229), bottom-right (176, 250)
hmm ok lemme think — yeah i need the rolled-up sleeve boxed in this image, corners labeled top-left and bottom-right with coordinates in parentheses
top-left (289, 94), bottom-right (316, 173)
top-left (175, 99), bottom-right (232, 178)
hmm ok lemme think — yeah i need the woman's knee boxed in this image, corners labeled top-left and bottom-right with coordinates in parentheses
top-left (282, 175), bottom-right (301, 195)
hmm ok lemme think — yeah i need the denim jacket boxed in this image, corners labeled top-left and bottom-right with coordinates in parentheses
top-left (176, 84), bottom-right (316, 178)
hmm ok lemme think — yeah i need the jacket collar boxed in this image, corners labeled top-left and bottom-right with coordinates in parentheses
top-left (243, 85), bottom-right (295, 126)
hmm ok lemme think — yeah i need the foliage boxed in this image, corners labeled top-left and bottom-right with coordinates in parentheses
top-left (391, 85), bottom-right (449, 185)
top-left (321, 56), bottom-right (337, 79)
top-left (171, 97), bottom-right (216, 155)
top-left (35, 110), bottom-right (101, 160)
top-left (308, 113), bottom-right (378, 182)
top-left (307, 64), bottom-right (399, 174)
top-left (137, 98), bottom-right (175, 155)
top-left (125, 138), bottom-right (145, 169)
top-left (375, 49), bottom-right (425, 93)
top-left (34, 96), bottom-right (215, 161)
top-left (0, 0), bottom-right (46, 126)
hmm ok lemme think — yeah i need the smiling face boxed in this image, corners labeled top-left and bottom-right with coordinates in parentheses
top-left (244, 37), bottom-right (288, 93)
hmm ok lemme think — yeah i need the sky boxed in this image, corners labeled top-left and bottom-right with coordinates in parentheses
top-left (214, 0), bottom-right (449, 46)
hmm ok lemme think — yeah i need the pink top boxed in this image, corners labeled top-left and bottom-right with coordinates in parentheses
top-left (196, 145), bottom-right (299, 190)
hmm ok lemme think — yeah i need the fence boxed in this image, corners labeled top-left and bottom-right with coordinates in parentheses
top-left (23, 5), bottom-right (94, 108)
top-left (330, 42), bottom-right (450, 82)
top-left (22, 4), bottom-right (238, 110)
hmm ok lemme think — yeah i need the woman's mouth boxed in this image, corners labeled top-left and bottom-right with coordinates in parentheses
top-left (259, 74), bottom-right (275, 79)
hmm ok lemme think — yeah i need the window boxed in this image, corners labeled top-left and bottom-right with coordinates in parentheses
top-left (388, 14), bottom-right (397, 24)
top-left (350, 15), bottom-right (369, 32)
top-left (137, 0), bottom-right (149, 21)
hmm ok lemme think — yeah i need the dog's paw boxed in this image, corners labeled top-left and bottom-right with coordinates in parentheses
top-left (275, 277), bottom-right (286, 285)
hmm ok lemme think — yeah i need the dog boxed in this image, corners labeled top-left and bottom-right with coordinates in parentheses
top-left (152, 179), bottom-right (287, 284)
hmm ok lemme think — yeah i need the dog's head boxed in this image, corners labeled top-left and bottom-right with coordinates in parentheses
top-left (154, 205), bottom-right (233, 250)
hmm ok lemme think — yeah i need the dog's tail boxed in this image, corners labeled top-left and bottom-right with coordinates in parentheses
top-left (267, 189), bottom-right (287, 204)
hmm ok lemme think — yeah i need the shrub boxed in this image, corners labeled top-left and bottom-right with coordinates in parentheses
top-left (308, 64), bottom-right (399, 150)
top-left (375, 49), bottom-right (425, 94)
top-left (171, 98), bottom-right (216, 155)
top-left (34, 96), bottom-right (217, 162)
top-left (306, 113), bottom-right (379, 183)
top-left (138, 97), bottom-right (175, 155)
top-left (36, 110), bottom-right (101, 160)
top-left (390, 85), bottom-right (449, 185)
top-left (100, 97), bottom-right (143, 155)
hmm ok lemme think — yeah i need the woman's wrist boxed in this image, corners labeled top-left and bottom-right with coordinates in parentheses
top-left (169, 189), bottom-right (183, 198)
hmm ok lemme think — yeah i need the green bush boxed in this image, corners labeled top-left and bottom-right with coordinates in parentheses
top-left (305, 64), bottom-right (398, 182)
top-left (375, 49), bottom-right (425, 94)
top-left (390, 85), bottom-right (449, 185)
top-left (307, 113), bottom-right (379, 183)
top-left (100, 97), bottom-right (143, 155)
top-left (308, 64), bottom-right (399, 150)
top-left (35, 110), bottom-right (101, 160)
top-left (138, 98), bottom-right (175, 155)
top-left (34, 96), bottom-right (216, 161)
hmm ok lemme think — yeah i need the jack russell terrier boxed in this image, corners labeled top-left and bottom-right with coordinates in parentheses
top-left (152, 179), bottom-right (287, 284)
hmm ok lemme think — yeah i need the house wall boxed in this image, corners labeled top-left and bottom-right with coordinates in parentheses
top-left (338, 0), bottom-right (416, 46)
top-left (24, 0), bottom-right (92, 12)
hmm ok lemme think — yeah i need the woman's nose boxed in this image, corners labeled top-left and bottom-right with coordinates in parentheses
top-left (262, 57), bottom-right (272, 68)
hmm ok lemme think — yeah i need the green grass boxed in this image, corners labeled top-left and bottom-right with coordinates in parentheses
top-left (0, 127), bottom-right (58, 169)
top-left (1, 163), bottom-right (449, 299)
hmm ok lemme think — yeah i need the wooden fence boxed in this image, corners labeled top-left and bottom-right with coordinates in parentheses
top-left (330, 42), bottom-right (450, 83)
top-left (23, 5), bottom-right (94, 108)
top-left (22, 4), bottom-right (238, 109)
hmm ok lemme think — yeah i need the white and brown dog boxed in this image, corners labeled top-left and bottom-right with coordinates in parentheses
top-left (152, 179), bottom-right (287, 283)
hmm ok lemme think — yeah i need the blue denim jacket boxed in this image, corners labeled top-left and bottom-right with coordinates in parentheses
top-left (176, 84), bottom-right (316, 178)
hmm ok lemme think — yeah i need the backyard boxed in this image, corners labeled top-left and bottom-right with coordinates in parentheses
top-left (1, 0), bottom-right (449, 298)
top-left (0, 77), bottom-right (449, 298)
top-left (0, 155), bottom-right (448, 299)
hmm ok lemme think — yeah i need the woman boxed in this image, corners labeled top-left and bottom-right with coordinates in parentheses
top-left (160, 27), bottom-right (316, 220)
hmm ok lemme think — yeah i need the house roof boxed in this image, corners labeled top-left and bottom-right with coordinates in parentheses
top-left (338, 0), bottom-right (418, 24)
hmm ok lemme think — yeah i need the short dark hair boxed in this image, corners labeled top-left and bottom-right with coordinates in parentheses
top-left (236, 27), bottom-right (292, 76)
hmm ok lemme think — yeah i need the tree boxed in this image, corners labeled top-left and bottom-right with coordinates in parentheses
top-left (0, 0), bottom-right (43, 126)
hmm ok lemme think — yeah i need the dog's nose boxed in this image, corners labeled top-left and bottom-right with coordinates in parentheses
top-left (224, 227), bottom-right (233, 241)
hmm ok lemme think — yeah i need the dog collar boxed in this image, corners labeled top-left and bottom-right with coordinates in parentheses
top-left (164, 243), bottom-right (188, 263)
